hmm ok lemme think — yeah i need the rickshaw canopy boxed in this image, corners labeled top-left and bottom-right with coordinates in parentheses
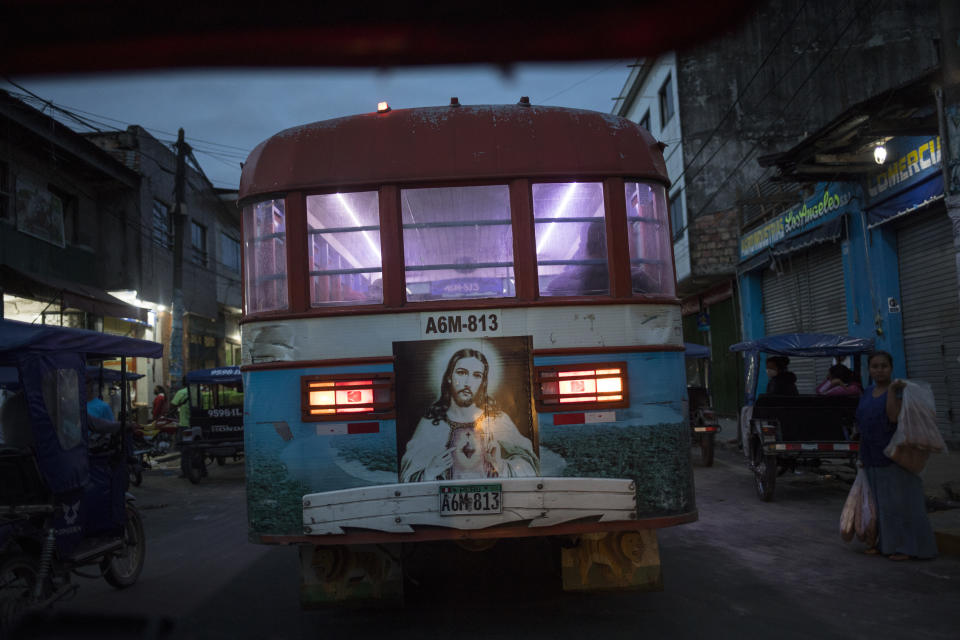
top-left (729, 333), bottom-right (875, 358)
top-left (683, 343), bottom-right (711, 359)
top-left (0, 318), bottom-right (162, 493)
top-left (186, 366), bottom-right (242, 384)
top-left (730, 333), bottom-right (875, 406)
top-left (0, 318), bottom-right (163, 363)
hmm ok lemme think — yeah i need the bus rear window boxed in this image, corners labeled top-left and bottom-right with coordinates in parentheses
top-left (625, 182), bottom-right (674, 296)
top-left (401, 185), bottom-right (515, 301)
top-left (533, 182), bottom-right (608, 297)
top-left (306, 192), bottom-right (382, 306)
top-left (243, 199), bottom-right (288, 313)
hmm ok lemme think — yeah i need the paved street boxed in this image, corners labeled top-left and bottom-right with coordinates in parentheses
top-left (20, 444), bottom-right (960, 640)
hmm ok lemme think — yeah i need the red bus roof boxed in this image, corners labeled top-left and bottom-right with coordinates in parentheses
top-left (239, 104), bottom-right (669, 201)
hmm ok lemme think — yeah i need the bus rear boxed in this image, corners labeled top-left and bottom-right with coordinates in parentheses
top-left (239, 102), bottom-right (695, 604)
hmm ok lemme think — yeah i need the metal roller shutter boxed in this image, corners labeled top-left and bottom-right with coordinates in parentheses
top-left (761, 241), bottom-right (847, 392)
top-left (897, 209), bottom-right (960, 442)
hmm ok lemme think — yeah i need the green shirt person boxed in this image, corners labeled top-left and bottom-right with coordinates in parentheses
top-left (170, 385), bottom-right (190, 427)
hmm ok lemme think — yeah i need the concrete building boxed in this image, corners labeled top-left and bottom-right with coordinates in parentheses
top-left (87, 126), bottom-right (243, 378)
top-left (613, 0), bottom-right (941, 416)
top-left (0, 91), bottom-right (241, 414)
top-left (742, 69), bottom-right (959, 446)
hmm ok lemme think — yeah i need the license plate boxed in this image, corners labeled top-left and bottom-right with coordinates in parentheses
top-left (438, 484), bottom-right (502, 516)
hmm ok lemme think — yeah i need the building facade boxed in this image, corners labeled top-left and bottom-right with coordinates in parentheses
top-left (0, 92), bottom-right (241, 415)
top-left (612, 0), bottom-right (941, 416)
top-left (741, 71), bottom-right (960, 446)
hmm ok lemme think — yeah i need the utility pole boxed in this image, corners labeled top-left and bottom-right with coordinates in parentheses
top-left (940, 0), bottom-right (960, 309)
top-left (170, 128), bottom-right (189, 389)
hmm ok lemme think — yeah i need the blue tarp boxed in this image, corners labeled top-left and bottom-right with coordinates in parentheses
top-left (186, 366), bottom-right (242, 384)
top-left (684, 343), bottom-right (711, 359)
top-left (730, 333), bottom-right (875, 357)
top-left (0, 318), bottom-right (163, 364)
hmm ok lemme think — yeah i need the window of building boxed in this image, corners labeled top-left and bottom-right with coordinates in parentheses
top-left (533, 182), bottom-right (608, 297)
top-left (659, 75), bottom-right (675, 125)
top-left (191, 221), bottom-right (207, 266)
top-left (639, 110), bottom-right (651, 132)
top-left (401, 185), bottom-right (514, 301)
top-left (669, 190), bottom-right (685, 241)
top-left (306, 191), bottom-right (382, 306)
top-left (625, 181), bottom-right (675, 296)
top-left (0, 161), bottom-right (11, 223)
top-left (220, 232), bottom-right (240, 272)
top-left (48, 187), bottom-right (80, 246)
top-left (243, 199), bottom-right (287, 313)
top-left (152, 200), bottom-right (172, 249)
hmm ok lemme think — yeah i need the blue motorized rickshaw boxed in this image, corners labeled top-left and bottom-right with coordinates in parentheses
top-left (684, 343), bottom-right (720, 466)
top-left (179, 366), bottom-right (243, 484)
top-left (0, 318), bottom-right (162, 631)
top-left (730, 333), bottom-right (874, 501)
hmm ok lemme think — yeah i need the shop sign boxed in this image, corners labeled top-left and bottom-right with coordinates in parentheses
top-left (864, 136), bottom-right (941, 204)
top-left (739, 185), bottom-right (855, 260)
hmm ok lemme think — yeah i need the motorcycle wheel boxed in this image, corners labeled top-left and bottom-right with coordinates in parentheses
top-left (700, 432), bottom-right (715, 467)
top-left (102, 505), bottom-right (146, 589)
top-left (0, 553), bottom-right (42, 633)
top-left (129, 459), bottom-right (143, 487)
top-left (752, 438), bottom-right (777, 502)
top-left (186, 454), bottom-right (204, 485)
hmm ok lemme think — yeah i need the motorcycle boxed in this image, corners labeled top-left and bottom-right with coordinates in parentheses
top-left (0, 318), bottom-right (162, 632)
top-left (129, 417), bottom-right (179, 485)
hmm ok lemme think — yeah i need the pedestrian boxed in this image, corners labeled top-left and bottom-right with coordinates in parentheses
top-left (854, 350), bottom-right (937, 560)
top-left (152, 385), bottom-right (168, 422)
top-left (765, 355), bottom-right (798, 395)
top-left (170, 378), bottom-right (190, 427)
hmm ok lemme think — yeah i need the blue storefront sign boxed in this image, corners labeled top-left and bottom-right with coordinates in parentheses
top-left (864, 136), bottom-right (943, 228)
top-left (739, 183), bottom-right (857, 261)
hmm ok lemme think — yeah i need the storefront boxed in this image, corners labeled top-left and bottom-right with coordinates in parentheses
top-left (738, 184), bottom-right (860, 392)
top-left (864, 136), bottom-right (959, 442)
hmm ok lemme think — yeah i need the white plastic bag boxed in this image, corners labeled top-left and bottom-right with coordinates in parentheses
top-left (840, 467), bottom-right (876, 547)
top-left (884, 380), bottom-right (947, 474)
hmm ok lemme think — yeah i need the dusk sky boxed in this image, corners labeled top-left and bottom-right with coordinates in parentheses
top-left (2, 62), bottom-right (632, 190)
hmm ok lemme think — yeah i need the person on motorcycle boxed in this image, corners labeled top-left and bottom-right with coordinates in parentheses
top-left (86, 379), bottom-right (116, 422)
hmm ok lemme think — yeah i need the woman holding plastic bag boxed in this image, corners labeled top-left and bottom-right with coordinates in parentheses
top-left (852, 351), bottom-right (937, 560)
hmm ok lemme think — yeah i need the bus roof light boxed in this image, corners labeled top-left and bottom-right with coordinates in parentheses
top-left (450, 97), bottom-right (460, 107)
top-left (518, 96), bottom-right (531, 106)
top-left (377, 101), bottom-right (390, 113)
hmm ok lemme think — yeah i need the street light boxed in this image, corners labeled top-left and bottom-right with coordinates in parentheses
top-left (873, 144), bottom-right (887, 165)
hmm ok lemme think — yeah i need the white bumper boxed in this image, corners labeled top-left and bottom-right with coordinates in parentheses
top-left (302, 477), bottom-right (638, 535)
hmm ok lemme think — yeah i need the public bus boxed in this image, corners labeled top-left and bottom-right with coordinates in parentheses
top-left (238, 100), bottom-right (694, 604)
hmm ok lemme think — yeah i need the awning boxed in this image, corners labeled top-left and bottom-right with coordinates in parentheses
top-left (0, 264), bottom-right (149, 323)
top-left (866, 172), bottom-right (944, 229)
top-left (737, 216), bottom-right (844, 274)
top-left (769, 216), bottom-right (844, 257)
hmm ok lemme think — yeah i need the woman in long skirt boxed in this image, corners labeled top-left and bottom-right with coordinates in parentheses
top-left (854, 351), bottom-right (937, 560)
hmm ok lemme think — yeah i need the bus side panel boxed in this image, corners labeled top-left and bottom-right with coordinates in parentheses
top-left (243, 366), bottom-right (398, 539)
top-left (536, 351), bottom-right (695, 517)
